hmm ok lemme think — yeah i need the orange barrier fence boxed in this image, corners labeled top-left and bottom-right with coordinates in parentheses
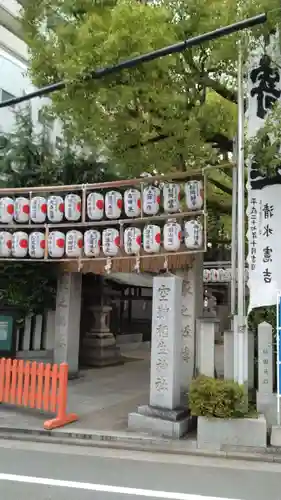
top-left (0, 359), bottom-right (78, 430)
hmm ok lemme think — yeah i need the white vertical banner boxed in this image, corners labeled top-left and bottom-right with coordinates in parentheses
top-left (247, 31), bottom-right (281, 311)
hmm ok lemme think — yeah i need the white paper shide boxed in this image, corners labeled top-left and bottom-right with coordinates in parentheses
top-left (247, 32), bottom-right (281, 310)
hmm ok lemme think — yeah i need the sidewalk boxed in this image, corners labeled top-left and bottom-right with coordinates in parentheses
top-left (0, 349), bottom-right (151, 433)
top-left (2, 348), bottom-right (281, 464)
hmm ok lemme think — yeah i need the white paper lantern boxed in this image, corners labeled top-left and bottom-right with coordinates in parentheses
top-left (143, 224), bottom-right (161, 253)
top-left (29, 232), bottom-right (45, 259)
top-left (84, 230), bottom-right (101, 257)
top-left (47, 196), bottom-right (64, 222)
top-left (185, 180), bottom-right (204, 211)
top-left (87, 192), bottom-right (104, 220)
top-left (124, 189), bottom-right (141, 218)
top-left (0, 231), bottom-right (12, 257)
top-left (218, 268), bottom-right (225, 282)
top-left (124, 227), bottom-right (142, 255)
top-left (203, 269), bottom-right (211, 282)
top-left (30, 196), bottom-right (47, 223)
top-left (65, 230), bottom-right (83, 258)
top-left (48, 231), bottom-right (65, 258)
top-left (142, 186), bottom-right (160, 215)
top-left (211, 269), bottom-right (219, 282)
top-left (12, 231), bottom-right (28, 257)
top-left (163, 222), bottom-right (181, 252)
top-left (0, 197), bottom-right (14, 223)
top-left (163, 183), bottom-right (180, 213)
top-left (14, 197), bottom-right (30, 223)
top-left (65, 194), bottom-right (81, 222)
top-left (184, 220), bottom-right (203, 249)
top-left (102, 228), bottom-right (120, 256)
top-left (105, 191), bottom-right (123, 219)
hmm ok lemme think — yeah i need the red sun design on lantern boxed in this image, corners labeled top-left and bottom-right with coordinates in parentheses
top-left (114, 236), bottom-right (120, 247)
top-left (23, 204), bottom-right (29, 214)
top-left (57, 238), bottom-right (65, 248)
top-left (19, 238), bottom-right (28, 249)
top-left (96, 199), bottom-right (104, 210)
top-left (155, 232), bottom-right (161, 244)
top-left (78, 239), bottom-right (83, 249)
top-left (7, 204), bottom-right (14, 215)
top-left (156, 195), bottom-right (161, 205)
top-left (59, 203), bottom-right (64, 213)
top-left (41, 203), bottom-right (47, 213)
top-left (178, 231), bottom-right (182, 240)
top-left (137, 199), bottom-right (141, 209)
top-left (117, 199), bottom-right (123, 210)
top-left (6, 239), bottom-right (12, 249)
top-left (40, 240), bottom-right (46, 249)
top-left (76, 202), bottom-right (81, 212)
top-left (136, 235), bottom-right (142, 246)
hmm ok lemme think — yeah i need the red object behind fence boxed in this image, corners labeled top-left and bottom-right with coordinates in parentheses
top-left (0, 358), bottom-right (78, 430)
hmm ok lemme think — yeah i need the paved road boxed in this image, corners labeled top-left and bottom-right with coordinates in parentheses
top-left (0, 439), bottom-right (280, 500)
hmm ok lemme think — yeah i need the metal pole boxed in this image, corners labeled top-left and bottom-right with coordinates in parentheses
top-left (0, 14), bottom-right (267, 109)
top-left (231, 159), bottom-right (237, 317)
top-left (235, 46), bottom-right (247, 385)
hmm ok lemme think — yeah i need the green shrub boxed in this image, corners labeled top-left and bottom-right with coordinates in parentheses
top-left (189, 375), bottom-right (248, 419)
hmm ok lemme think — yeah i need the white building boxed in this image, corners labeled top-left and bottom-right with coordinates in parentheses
top-left (0, 0), bottom-right (62, 143)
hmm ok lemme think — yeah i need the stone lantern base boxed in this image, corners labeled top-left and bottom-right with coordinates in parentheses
top-left (81, 305), bottom-right (123, 367)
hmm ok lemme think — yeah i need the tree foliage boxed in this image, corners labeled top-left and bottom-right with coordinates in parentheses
top-left (22, 0), bottom-right (256, 174)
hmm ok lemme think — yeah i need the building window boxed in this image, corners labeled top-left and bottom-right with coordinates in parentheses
top-left (1, 89), bottom-right (16, 108)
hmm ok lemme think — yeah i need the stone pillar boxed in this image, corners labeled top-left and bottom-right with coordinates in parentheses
top-left (180, 254), bottom-right (203, 392)
top-left (54, 272), bottom-right (82, 377)
top-left (44, 310), bottom-right (55, 351)
top-left (81, 305), bottom-right (122, 367)
top-left (224, 329), bottom-right (255, 389)
top-left (256, 322), bottom-right (276, 428)
top-left (128, 275), bottom-right (191, 438)
top-left (197, 317), bottom-right (219, 377)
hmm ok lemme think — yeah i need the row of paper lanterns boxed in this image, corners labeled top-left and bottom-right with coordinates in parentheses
top-left (0, 220), bottom-right (203, 258)
top-left (203, 268), bottom-right (249, 282)
top-left (0, 181), bottom-right (203, 224)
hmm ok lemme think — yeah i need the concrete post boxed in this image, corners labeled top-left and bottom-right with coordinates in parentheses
top-left (197, 317), bottom-right (220, 377)
top-left (54, 272), bottom-right (82, 378)
top-left (256, 321), bottom-right (276, 428)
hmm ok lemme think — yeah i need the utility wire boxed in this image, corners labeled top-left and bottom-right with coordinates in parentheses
top-left (0, 13), bottom-right (267, 109)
